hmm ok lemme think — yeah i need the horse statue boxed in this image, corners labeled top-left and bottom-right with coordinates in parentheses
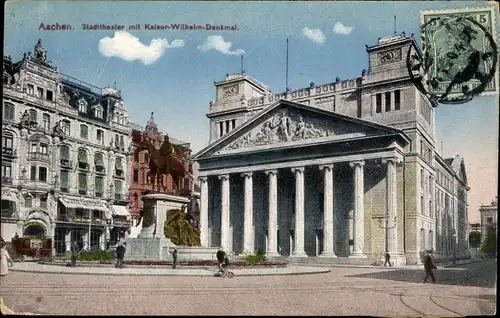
top-left (134, 135), bottom-right (192, 192)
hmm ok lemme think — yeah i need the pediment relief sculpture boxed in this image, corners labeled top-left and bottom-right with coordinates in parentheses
top-left (223, 109), bottom-right (336, 150)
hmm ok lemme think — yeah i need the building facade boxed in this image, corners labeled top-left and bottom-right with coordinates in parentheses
top-left (129, 113), bottom-right (195, 225)
top-left (2, 39), bottom-right (132, 253)
top-left (193, 34), bottom-right (470, 265)
top-left (479, 197), bottom-right (497, 243)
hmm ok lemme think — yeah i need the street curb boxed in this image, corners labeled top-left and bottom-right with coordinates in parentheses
top-left (10, 267), bottom-right (330, 277)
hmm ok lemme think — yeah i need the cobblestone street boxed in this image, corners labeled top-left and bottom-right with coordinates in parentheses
top-left (0, 260), bottom-right (496, 315)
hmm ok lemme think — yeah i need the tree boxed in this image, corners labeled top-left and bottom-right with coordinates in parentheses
top-left (469, 231), bottom-right (481, 248)
top-left (480, 225), bottom-right (497, 256)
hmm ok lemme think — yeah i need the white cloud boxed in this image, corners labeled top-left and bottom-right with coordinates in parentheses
top-left (302, 27), bottom-right (326, 44)
top-left (333, 22), bottom-right (354, 35)
top-left (197, 35), bottom-right (244, 55)
top-left (98, 31), bottom-right (185, 65)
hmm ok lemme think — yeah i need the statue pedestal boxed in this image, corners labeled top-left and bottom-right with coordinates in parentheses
top-left (121, 193), bottom-right (190, 261)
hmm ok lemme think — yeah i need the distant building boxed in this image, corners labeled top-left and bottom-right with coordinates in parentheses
top-left (2, 39), bottom-right (132, 254)
top-left (128, 113), bottom-right (195, 226)
top-left (193, 34), bottom-right (470, 265)
top-left (479, 197), bottom-right (497, 243)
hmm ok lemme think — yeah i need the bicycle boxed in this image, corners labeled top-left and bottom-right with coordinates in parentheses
top-left (216, 265), bottom-right (235, 278)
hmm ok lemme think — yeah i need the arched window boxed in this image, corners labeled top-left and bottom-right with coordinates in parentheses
top-left (94, 152), bottom-right (105, 173)
top-left (3, 103), bottom-right (15, 121)
top-left (78, 98), bottom-right (87, 113)
top-left (77, 148), bottom-right (89, 170)
top-left (42, 113), bottom-right (50, 131)
top-left (119, 114), bottom-right (124, 125)
top-left (94, 106), bottom-right (103, 119)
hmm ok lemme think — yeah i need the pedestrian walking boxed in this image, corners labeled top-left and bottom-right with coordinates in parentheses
top-left (172, 248), bottom-right (178, 269)
top-left (384, 252), bottom-right (392, 267)
top-left (423, 251), bottom-right (437, 283)
top-left (70, 241), bottom-right (80, 267)
top-left (115, 242), bottom-right (127, 269)
top-left (0, 241), bottom-right (14, 276)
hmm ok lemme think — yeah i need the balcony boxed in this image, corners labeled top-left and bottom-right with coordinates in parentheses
top-left (69, 215), bottom-right (90, 223)
top-left (95, 165), bottom-right (106, 174)
top-left (60, 159), bottom-right (73, 169)
top-left (114, 170), bottom-right (125, 179)
top-left (78, 189), bottom-right (87, 195)
top-left (2, 148), bottom-right (17, 158)
top-left (1, 176), bottom-right (13, 185)
top-left (78, 162), bottom-right (90, 171)
top-left (29, 152), bottom-right (50, 162)
top-left (112, 218), bottom-right (130, 226)
top-left (95, 192), bottom-right (104, 198)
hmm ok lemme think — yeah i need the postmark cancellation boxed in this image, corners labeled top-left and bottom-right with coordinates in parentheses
top-left (420, 6), bottom-right (499, 100)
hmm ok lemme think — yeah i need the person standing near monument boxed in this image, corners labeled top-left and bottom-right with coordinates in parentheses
top-left (115, 242), bottom-right (127, 269)
top-left (172, 248), bottom-right (178, 269)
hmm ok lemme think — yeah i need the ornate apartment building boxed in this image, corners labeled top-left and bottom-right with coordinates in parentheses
top-left (194, 34), bottom-right (469, 265)
top-left (2, 39), bottom-right (132, 253)
top-left (129, 113), bottom-right (195, 224)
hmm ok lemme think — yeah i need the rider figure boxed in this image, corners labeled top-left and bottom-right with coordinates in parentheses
top-left (216, 248), bottom-right (228, 272)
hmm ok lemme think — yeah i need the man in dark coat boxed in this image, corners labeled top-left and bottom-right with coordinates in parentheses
top-left (172, 248), bottom-right (178, 269)
top-left (70, 241), bottom-right (79, 267)
top-left (216, 248), bottom-right (226, 272)
top-left (115, 242), bottom-right (127, 269)
top-left (423, 251), bottom-right (437, 283)
top-left (384, 252), bottom-right (392, 267)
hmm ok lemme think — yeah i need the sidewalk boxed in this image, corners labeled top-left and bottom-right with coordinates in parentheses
top-left (10, 262), bottom-right (330, 276)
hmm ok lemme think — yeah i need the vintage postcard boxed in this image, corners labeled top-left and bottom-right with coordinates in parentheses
top-left (1, 0), bottom-right (498, 316)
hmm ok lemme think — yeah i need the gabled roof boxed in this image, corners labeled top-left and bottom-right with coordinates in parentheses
top-left (193, 99), bottom-right (409, 160)
top-left (444, 155), bottom-right (468, 185)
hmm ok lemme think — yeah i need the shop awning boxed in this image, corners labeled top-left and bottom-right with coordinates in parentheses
top-left (111, 205), bottom-right (130, 219)
top-left (59, 197), bottom-right (110, 213)
top-left (1, 191), bottom-right (17, 203)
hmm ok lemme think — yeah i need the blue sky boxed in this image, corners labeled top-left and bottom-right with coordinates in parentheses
top-left (4, 0), bottom-right (498, 222)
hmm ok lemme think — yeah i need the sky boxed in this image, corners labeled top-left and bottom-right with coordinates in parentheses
top-left (4, 0), bottom-right (499, 223)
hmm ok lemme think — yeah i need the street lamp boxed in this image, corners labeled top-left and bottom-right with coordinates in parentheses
top-left (452, 229), bottom-right (457, 264)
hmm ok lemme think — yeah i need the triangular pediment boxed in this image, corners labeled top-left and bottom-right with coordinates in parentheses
top-left (194, 100), bottom-right (405, 158)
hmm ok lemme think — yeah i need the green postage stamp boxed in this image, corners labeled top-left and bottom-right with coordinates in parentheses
top-left (421, 6), bottom-right (498, 99)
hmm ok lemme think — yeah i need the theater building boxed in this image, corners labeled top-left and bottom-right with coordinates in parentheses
top-left (2, 39), bottom-right (132, 253)
top-left (193, 34), bottom-right (470, 266)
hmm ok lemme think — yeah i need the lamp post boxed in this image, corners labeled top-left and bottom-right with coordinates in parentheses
top-left (452, 230), bottom-right (457, 264)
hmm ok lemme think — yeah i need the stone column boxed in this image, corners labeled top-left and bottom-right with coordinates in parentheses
top-left (265, 170), bottom-right (279, 257)
top-left (319, 164), bottom-right (336, 257)
top-left (199, 176), bottom-right (209, 247)
top-left (241, 172), bottom-right (254, 254)
top-left (219, 174), bottom-right (230, 252)
top-left (383, 158), bottom-right (398, 255)
top-left (291, 167), bottom-right (307, 257)
top-left (349, 161), bottom-right (366, 258)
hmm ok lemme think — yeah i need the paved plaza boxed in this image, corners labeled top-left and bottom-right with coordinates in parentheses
top-left (0, 260), bottom-right (496, 316)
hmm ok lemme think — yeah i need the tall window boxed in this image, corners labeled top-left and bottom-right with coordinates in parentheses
top-left (429, 200), bottom-right (433, 218)
top-left (94, 106), bottom-right (103, 119)
top-left (96, 129), bottom-right (104, 145)
top-left (420, 169), bottom-right (424, 188)
top-left (1, 164), bottom-right (12, 180)
top-left (134, 151), bottom-right (139, 162)
top-left (59, 170), bottom-right (69, 191)
top-left (375, 93), bottom-right (382, 113)
top-left (62, 120), bottom-right (71, 135)
top-left (36, 87), bottom-right (44, 98)
top-left (78, 99), bottom-right (87, 113)
top-left (115, 157), bottom-right (123, 176)
top-left (60, 145), bottom-right (70, 165)
top-left (78, 173), bottom-right (87, 194)
top-left (420, 228), bottom-right (425, 251)
top-left (231, 119), bottom-right (236, 129)
top-left (78, 148), bottom-right (89, 170)
top-left (133, 169), bottom-right (139, 182)
top-left (27, 84), bottom-right (34, 95)
top-left (29, 109), bottom-right (37, 123)
top-left (3, 103), bottom-right (15, 121)
top-left (115, 134), bottom-right (120, 148)
top-left (394, 90), bottom-right (401, 110)
top-left (120, 136), bottom-right (124, 147)
top-left (428, 230), bottom-right (433, 250)
top-left (38, 167), bottom-right (47, 182)
top-left (30, 165), bottom-right (37, 181)
top-left (421, 195), bottom-right (424, 215)
top-left (115, 180), bottom-right (123, 199)
top-left (2, 132), bottom-right (14, 151)
top-left (385, 92), bottom-right (391, 111)
top-left (42, 114), bottom-right (50, 131)
top-left (40, 143), bottom-right (48, 154)
top-left (94, 152), bottom-right (105, 173)
top-left (80, 124), bottom-right (88, 139)
top-left (46, 90), bottom-right (53, 101)
top-left (219, 122), bottom-right (224, 137)
top-left (95, 176), bottom-right (104, 197)
top-left (40, 196), bottom-right (48, 209)
top-left (119, 114), bottom-right (124, 125)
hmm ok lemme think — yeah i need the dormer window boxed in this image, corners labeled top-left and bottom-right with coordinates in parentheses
top-left (94, 105), bottom-right (103, 119)
top-left (78, 98), bottom-right (88, 113)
